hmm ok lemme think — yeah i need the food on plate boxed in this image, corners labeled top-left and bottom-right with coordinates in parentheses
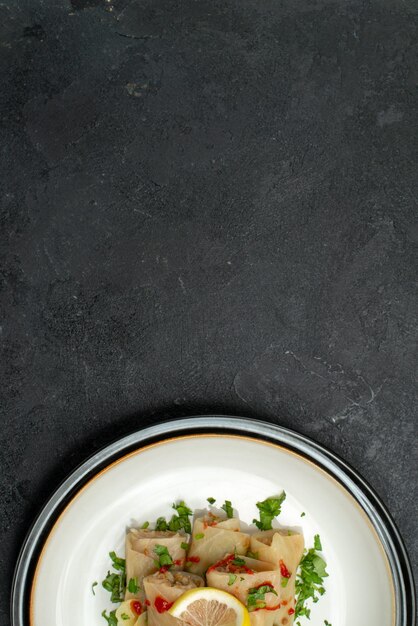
top-left (125, 529), bottom-right (187, 600)
top-left (206, 554), bottom-right (281, 626)
top-left (169, 586), bottom-right (251, 626)
top-left (97, 494), bottom-right (329, 626)
top-left (186, 514), bottom-right (250, 576)
top-left (115, 600), bottom-right (147, 626)
top-left (250, 530), bottom-right (304, 625)
top-left (143, 569), bottom-right (204, 626)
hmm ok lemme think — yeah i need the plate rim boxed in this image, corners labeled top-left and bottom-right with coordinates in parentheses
top-left (11, 415), bottom-right (416, 626)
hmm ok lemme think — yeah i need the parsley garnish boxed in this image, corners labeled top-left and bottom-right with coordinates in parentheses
top-left (171, 501), bottom-right (193, 533)
top-left (102, 571), bottom-right (124, 602)
top-left (228, 573), bottom-right (237, 585)
top-left (295, 536), bottom-right (328, 619)
top-left (207, 497), bottom-right (216, 504)
top-left (92, 581), bottom-right (98, 595)
top-left (221, 500), bottom-right (233, 518)
top-left (102, 609), bottom-right (118, 626)
top-left (154, 544), bottom-right (174, 568)
top-left (281, 577), bottom-right (289, 587)
top-left (195, 533), bottom-right (205, 539)
top-left (181, 541), bottom-right (189, 550)
top-left (155, 516), bottom-right (168, 531)
top-left (109, 551), bottom-right (126, 572)
top-left (232, 555), bottom-right (246, 566)
top-left (247, 584), bottom-right (277, 611)
top-left (121, 614), bottom-right (130, 621)
top-left (324, 621), bottom-right (332, 625)
top-left (155, 501), bottom-right (193, 534)
top-left (253, 493), bottom-right (286, 530)
top-left (127, 577), bottom-right (139, 593)
top-left (102, 552), bottom-right (126, 602)
top-left (141, 521), bottom-right (149, 529)
top-left (300, 512), bottom-right (306, 517)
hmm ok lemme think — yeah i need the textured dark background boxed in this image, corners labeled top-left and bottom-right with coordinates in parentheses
top-left (0, 0), bottom-right (417, 622)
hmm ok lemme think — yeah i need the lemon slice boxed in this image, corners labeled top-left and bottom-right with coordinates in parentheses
top-left (169, 587), bottom-right (251, 626)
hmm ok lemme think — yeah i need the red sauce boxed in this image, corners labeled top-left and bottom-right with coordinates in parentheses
top-left (231, 564), bottom-right (254, 574)
top-left (288, 608), bottom-right (295, 615)
top-left (279, 560), bottom-right (291, 579)
top-left (130, 601), bottom-right (143, 616)
top-left (207, 554), bottom-right (235, 572)
top-left (159, 566), bottom-right (169, 573)
top-left (207, 554), bottom-right (254, 575)
top-left (282, 599), bottom-right (288, 606)
top-left (187, 556), bottom-right (200, 563)
top-left (154, 596), bottom-right (174, 613)
top-left (174, 559), bottom-right (183, 566)
top-left (253, 581), bottom-right (273, 589)
top-left (145, 599), bottom-right (150, 606)
top-left (203, 520), bottom-right (218, 528)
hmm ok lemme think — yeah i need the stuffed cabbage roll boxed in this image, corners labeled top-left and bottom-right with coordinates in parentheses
top-left (250, 530), bottom-right (304, 625)
top-left (186, 515), bottom-right (250, 575)
top-left (115, 600), bottom-right (147, 626)
top-left (143, 569), bottom-right (204, 626)
top-left (125, 529), bottom-right (187, 600)
top-left (206, 553), bottom-right (281, 626)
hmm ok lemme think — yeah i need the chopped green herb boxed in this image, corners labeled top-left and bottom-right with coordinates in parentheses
top-left (101, 551), bottom-right (126, 602)
top-left (232, 555), bottom-right (246, 566)
top-left (221, 500), bottom-right (233, 518)
top-left (228, 573), bottom-right (237, 586)
top-left (127, 577), bottom-right (139, 593)
top-left (170, 501), bottom-right (193, 533)
top-left (240, 576), bottom-right (245, 581)
top-left (185, 561), bottom-right (193, 568)
top-left (253, 493), bottom-right (286, 530)
top-left (102, 571), bottom-right (124, 603)
top-left (288, 530), bottom-right (293, 536)
top-left (102, 609), bottom-right (118, 626)
top-left (154, 501), bottom-right (193, 534)
top-left (154, 544), bottom-right (174, 568)
top-left (173, 501), bottom-right (193, 517)
top-left (91, 581), bottom-right (98, 595)
top-left (155, 516), bottom-right (168, 531)
top-left (121, 614), bottom-right (130, 621)
top-left (295, 537), bottom-right (329, 619)
top-left (324, 621), bottom-right (332, 625)
top-left (181, 542), bottom-right (189, 550)
top-left (247, 584), bottom-right (277, 611)
top-left (109, 551), bottom-right (126, 572)
top-left (207, 497), bottom-right (216, 504)
top-left (246, 550), bottom-right (258, 559)
top-left (300, 512), bottom-right (306, 517)
top-left (281, 577), bottom-right (289, 588)
top-left (141, 521), bottom-right (150, 529)
top-left (195, 533), bottom-right (205, 540)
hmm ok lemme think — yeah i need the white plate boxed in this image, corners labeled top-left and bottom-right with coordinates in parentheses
top-left (12, 418), bottom-right (415, 626)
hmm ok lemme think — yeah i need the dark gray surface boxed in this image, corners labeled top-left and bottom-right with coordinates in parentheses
top-left (0, 0), bottom-right (417, 622)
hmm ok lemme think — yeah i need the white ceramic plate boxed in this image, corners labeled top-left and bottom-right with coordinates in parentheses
top-left (12, 417), bottom-right (415, 626)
